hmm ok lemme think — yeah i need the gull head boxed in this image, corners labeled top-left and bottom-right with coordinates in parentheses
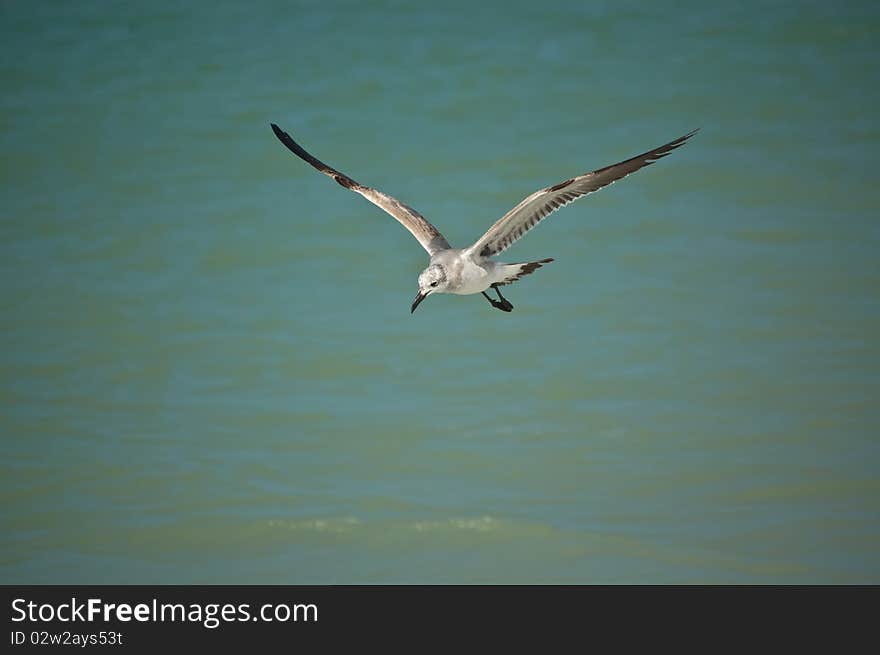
top-left (411, 264), bottom-right (447, 313)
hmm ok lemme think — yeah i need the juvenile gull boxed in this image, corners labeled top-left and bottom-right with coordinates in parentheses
top-left (270, 123), bottom-right (697, 314)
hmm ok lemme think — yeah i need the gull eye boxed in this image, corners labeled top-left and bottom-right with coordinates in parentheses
top-left (430, 282), bottom-right (438, 287)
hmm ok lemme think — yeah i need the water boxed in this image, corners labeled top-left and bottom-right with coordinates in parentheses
top-left (2, 0), bottom-right (878, 583)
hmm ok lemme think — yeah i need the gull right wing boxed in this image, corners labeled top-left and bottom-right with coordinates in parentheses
top-left (271, 123), bottom-right (451, 255)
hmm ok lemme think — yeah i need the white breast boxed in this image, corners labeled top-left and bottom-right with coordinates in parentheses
top-left (450, 259), bottom-right (495, 295)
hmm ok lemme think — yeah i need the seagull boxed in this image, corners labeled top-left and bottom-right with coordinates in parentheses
top-left (270, 123), bottom-right (697, 314)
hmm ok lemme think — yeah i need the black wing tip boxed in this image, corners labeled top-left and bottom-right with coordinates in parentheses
top-left (644, 128), bottom-right (699, 163)
top-left (270, 121), bottom-right (292, 146)
top-left (270, 122), bottom-right (361, 190)
top-left (271, 122), bottom-right (296, 147)
top-left (668, 128), bottom-right (700, 148)
top-left (671, 128), bottom-right (700, 148)
top-left (269, 122), bottom-right (316, 163)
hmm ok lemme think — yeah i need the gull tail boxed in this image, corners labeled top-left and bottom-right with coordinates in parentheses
top-left (495, 258), bottom-right (554, 286)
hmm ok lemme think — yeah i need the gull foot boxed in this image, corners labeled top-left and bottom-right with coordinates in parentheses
top-left (483, 290), bottom-right (514, 312)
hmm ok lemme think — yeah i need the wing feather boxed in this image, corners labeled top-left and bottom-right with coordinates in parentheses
top-left (271, 123), bottom-right (451, 255)
top-left (469, 129), bottom-right (698, 258)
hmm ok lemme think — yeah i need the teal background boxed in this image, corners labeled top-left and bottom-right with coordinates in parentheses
top-left (2, 0), bottom-right (878, 583)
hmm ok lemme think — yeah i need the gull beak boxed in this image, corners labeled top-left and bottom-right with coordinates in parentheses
top-left (411, 290), bottom-right (428, 314)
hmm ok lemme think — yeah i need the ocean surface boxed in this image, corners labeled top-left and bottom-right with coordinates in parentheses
top-left (2, 0), bottom-right (878, 583)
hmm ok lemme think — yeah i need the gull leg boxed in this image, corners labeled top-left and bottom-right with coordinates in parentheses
top-left (482, 290), bottom-right (513, 313)
top-left (491, 284), bottom-right (514, 311)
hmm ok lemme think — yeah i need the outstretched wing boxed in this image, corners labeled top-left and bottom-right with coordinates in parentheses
top-left (271, 123), bottom-right (451, 255)
top-left (468, 129), bottom-right (698, 258)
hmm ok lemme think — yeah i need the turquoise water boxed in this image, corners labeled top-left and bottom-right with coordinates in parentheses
top-left (2, 0), bottom-right (878, 583)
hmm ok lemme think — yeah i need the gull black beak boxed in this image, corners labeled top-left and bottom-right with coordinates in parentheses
top-left (411, 290), bottom-right (428, 314)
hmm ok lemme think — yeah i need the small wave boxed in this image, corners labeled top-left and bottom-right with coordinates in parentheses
top-left (266, 517), bottom-right (361, 533)
top-left (413, 516), bottom-right (501, 533)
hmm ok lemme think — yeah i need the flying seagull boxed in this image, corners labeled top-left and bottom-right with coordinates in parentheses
top-left (270, 123), bottom-right (696, 314)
